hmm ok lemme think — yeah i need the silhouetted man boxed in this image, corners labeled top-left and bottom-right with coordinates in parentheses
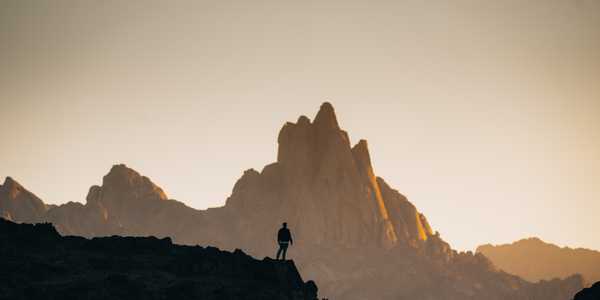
top-left (276, 222), bottom-right (293, 260)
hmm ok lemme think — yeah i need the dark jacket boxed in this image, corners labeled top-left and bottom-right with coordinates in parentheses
top-left (277, 228), bottom-right (292, 243)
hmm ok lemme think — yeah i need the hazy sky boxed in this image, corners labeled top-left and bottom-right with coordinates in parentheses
top-left (1, 0), bottom-right (599, 251)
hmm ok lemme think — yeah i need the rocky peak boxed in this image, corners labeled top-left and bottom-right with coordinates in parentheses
top-left (517, 237), bottom-right (546, 245)
top-left (351, 139), bottom-right (374, 176)
top-left (297, 115), bottom-right (311, 126)
top-left (3, 176), bottom-right (18, 186)
top-left (1, 176), bottom-right (23, 199)
top-left (61, 164), bottom-right (173, 237)
top-left (1, 176), bottom-right (38, 201)
top-left (99, 164), bottom-right (168, 202)
top-left (351, 139), bottom-right (399, 248)
top-left (313, 102), bottom-right (339, 130)
top-left (0, 176), bottom-right (48, 223)
top-left (235, 103), bottom-right (408, 250)
top-left (277, 102), bottom-right (352, 168)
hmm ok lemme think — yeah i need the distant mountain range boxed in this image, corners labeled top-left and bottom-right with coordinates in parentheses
top-left (0, 103), bottom-right (586, 299)
top-left (478, 238), bottom-right (600, 284)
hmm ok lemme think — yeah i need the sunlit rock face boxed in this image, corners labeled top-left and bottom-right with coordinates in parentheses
top-left (0, 103), bottom-right (585, 300)
top-left (377, 177), bottom-right (433, 244)
top-left (225, 102), bottom-right (430, 255)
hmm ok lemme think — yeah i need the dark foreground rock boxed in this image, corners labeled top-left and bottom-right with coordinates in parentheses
top-left (0, 219), bottom-right (318, 300)
top-left (574, 282), bottom-right (600, 300)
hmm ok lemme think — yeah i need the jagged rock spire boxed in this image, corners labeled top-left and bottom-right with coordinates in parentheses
top-left (313, 102), bottom-right (340, 130)
top-left (238, 102), bottom-right (432, 250)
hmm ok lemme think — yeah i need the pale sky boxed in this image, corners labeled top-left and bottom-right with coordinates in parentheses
top-left (1, 0), bottom-right (599, 251)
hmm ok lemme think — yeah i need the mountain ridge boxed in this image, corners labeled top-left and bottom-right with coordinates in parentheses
top-left (480, 237), bottom-right (600, 253)
top-left (0, 102), bottom-right (585, 300)
top-left (477, 237), bottom-right (600, 284)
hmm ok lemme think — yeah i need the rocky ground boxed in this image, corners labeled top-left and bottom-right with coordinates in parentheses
top-left (574, 281), bottom-right (600, 300)
top-left (0, 218), bottom-right (318, 300)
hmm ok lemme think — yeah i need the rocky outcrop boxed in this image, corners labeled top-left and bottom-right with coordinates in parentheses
top-left (574, 281), bottom-right (600, 300)
top-left (222, 103), bottom-right (430, 257)
top-left (0, 103), bottom-right (585, 300)
top-left (0, 177), bottom-right (48, 223)
top-left (0, 218), bottom-right (317, 300)
top-left (477, 237), bottom-right (600, 284)
top-left (43, 164), bottom-right (206, 240)
top-left (272, 103), bottom-right (399, 249)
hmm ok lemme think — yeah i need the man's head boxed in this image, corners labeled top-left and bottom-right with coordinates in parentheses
top-left (282, 222), bottom-right (287, 228)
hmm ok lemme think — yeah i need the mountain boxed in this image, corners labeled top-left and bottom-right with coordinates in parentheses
top-left (477, 237), bottom-right (600, 283)
top-left (0, 103), bottom-right (585, 299)
top-left (0, 218), bottom-right (317, 300)
top-left (0, 176), bottom-right (50, 223)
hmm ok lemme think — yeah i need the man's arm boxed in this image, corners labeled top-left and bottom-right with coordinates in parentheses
top-left (290, 231), bottom-right (293, 245)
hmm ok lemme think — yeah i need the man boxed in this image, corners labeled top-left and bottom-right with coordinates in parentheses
top-left (276, 222), bottom-right (293, 260)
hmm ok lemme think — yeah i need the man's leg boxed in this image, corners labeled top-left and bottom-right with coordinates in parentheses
top-left (276, 245), bottom-right (283, 260)
top-left (282, 244), bottom-right (288, 260)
